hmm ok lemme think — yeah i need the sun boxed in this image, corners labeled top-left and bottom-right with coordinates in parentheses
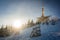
top-left (12, 20), bottom-right (22, 28)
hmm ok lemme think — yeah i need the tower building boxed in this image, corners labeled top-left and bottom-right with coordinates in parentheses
top-left (36, 1), bottom-right (50, 23)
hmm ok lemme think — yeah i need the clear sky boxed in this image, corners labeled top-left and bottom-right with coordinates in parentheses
top-left (0, 0), bottom-right (60, 25)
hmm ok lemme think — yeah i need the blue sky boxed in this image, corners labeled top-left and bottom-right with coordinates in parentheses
top-left (0, 0), bottom-right (60, 25)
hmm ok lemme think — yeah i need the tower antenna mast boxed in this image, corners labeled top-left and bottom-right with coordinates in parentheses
top-left (42, 0), bottom-right (44, 17)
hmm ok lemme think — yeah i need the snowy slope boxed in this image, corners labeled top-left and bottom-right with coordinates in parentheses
top-left (0, 21), bottom-right (60, 40)
top-left (41, 23), bottom-right (60, 34)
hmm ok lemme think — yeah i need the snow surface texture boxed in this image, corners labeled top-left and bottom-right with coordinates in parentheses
top-left (0, 21), bottom-right (60, 40)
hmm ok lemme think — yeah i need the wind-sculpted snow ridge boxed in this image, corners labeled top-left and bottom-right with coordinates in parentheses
top-left (0, 20), bottom-right (60, 40)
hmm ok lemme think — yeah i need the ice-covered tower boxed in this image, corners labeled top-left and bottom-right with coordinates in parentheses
top-left (36, 0), bottom-right (50, 23)
top-left (42, 0), bottom-right (44, 17)
top-left (42, 7), bottom-right (44, 17)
